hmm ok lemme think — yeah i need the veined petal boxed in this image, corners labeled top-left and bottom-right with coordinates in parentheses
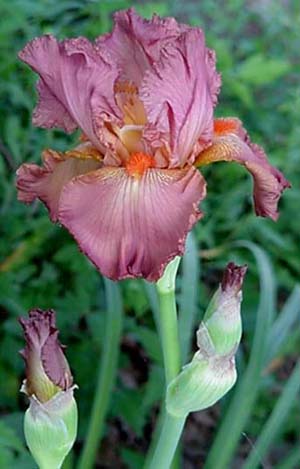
top-left (16, 148), bottom-right (101, 221)
top-left (58, 166), bottom-right (206, 281)
top-left (19, 35), bottom-right (120, 148)
top-left (196, 118), bottom-right (290, 220)
top-left (140, 29), bottom-right (214, 167)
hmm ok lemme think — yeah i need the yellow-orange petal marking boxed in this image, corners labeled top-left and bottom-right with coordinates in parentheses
top-left (126, 152), bottom-right (156, 178)
top-left (114, 80), bottom-right (147, 126)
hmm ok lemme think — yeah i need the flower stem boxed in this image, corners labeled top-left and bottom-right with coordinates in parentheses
top-left (156, 257), bottom-right (182, 384)
top-left (158, 287), bottom-right (181, 383)
top-left (78, 279), bottom-right (123, 469)
top-left (148, 413), bottom-right (186, 469)
top-left (145, 258), bottom-right (183, 468)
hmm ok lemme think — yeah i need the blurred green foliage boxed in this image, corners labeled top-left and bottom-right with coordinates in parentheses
top-left (0, 0), bottom-right (299, 467)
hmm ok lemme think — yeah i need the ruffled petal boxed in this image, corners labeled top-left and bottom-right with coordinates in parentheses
top-left (206, 48), bottom-right (222, 107)
top-left (58, 166), bottom-right (206, 281)
top-left (140, 29), bottom-right (214, 167)
top-left (19, 35), bottom-right (120, 148)
top-left (98, 8), bottom-right (221, 106)
top-left (16, 148), bottom-right (101, 221)
top-left (97, 8), bottom-right (181, 85)
top-left (19, 309), bottom-right (73, 402)
top-left (196, 118), bottom-right (290, 220)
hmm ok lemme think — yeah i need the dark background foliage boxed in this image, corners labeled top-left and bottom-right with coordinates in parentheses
top-left (0, 0), bottom-right (299, 467)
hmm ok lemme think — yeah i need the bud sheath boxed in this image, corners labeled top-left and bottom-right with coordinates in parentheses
top-left (167, 351), bottom-right (237, 417)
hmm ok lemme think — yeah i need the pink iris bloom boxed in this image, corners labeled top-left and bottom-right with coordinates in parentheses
top-left (16, 9), bottom-right (290, 281)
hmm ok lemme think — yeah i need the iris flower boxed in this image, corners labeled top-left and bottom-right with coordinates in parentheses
top-left (17, 9), bottom-right (289, 281)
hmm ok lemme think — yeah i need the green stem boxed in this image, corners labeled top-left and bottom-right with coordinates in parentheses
top-left (145, 257), bottom-right (183, 468)
top-left (78, 279), bottom-right (123, 469)
top-left (148, 413), bottom-right (186, 469)
top-left (158, 289), bottom-right (181, 383)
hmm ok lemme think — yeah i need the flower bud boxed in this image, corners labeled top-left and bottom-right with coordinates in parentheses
top-left (166, 350), bottom-right (237, 418)
top-left (19, 309), bottom-right (77, 468)
top-left (166, 263), bottom-right (247, 418)
top-left (197, 262), bottom-right (247, 355)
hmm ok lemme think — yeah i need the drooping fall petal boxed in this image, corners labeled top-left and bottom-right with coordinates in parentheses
top-left (16, 148), bottom-right (101, 221)
top-left (19, 309), bottom-right (73, 402)
top-left (58, 166), bottom-right (206, 281)
top-left (19, 35), bottom-right (120, 148)
top-left (141, 29), bottom-right (214, 167)
top-left (196, 118), bottom-right (290, 220)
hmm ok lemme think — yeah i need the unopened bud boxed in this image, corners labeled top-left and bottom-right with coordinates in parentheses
top-left (197, 262), bottom-right (247, 355)
top-left (166, 350), bottom-right (236, 417)
top-left (166, 263), bottom-right (247, 418)
top-left (19, 309), bottom-right (77, 468)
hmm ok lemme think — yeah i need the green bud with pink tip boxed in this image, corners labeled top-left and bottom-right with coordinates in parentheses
top-left (19, 309), bottom-right (77, 469)
top-left (198, 262), bottom-right (247, 355)
top-left (166, 263), bottom-right (247, 418)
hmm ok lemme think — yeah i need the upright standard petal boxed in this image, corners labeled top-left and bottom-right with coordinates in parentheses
top-left (196, 118), bottom-right (290, 220)
top-left (141, 29), bottom-right (214, 167)
top-left (97, 8), bottom-right (181, 85)
top-left (19, 35), bottom-right (120, 148)
top-left (58, 166), bottom-right (206, 281)
top-left (16, 148), bottom-right (101, 221)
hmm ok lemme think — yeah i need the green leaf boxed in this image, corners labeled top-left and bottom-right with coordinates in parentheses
top-left (237, 53), bottom-right (291, 85)
top-left (178, 232), bottom-right (200, 364)
top-left (205, 242), bottom-right (276, 469)
top-left (275, 446), bottom-right (300, 469)
top-left (0, 421), bottom-right (25, 452)
top-left (135, 327), bottom-right (162, 364)
top-left (244, 361), bottom-right (300, 469)
top-left (265, 285), bottom-right (300, 364)
top-left (121, 448), bottom-right (145, 469)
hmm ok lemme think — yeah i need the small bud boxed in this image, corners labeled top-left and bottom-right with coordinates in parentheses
top-left (197, 262), bottom-right (247, 355)
top-left (19, 309), bottom-right (77, 469)
top-left (166, 350), bottom-right (237, 418)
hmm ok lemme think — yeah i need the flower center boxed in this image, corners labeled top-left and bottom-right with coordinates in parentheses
top-left (126, 152), bottom-right (156, 178)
